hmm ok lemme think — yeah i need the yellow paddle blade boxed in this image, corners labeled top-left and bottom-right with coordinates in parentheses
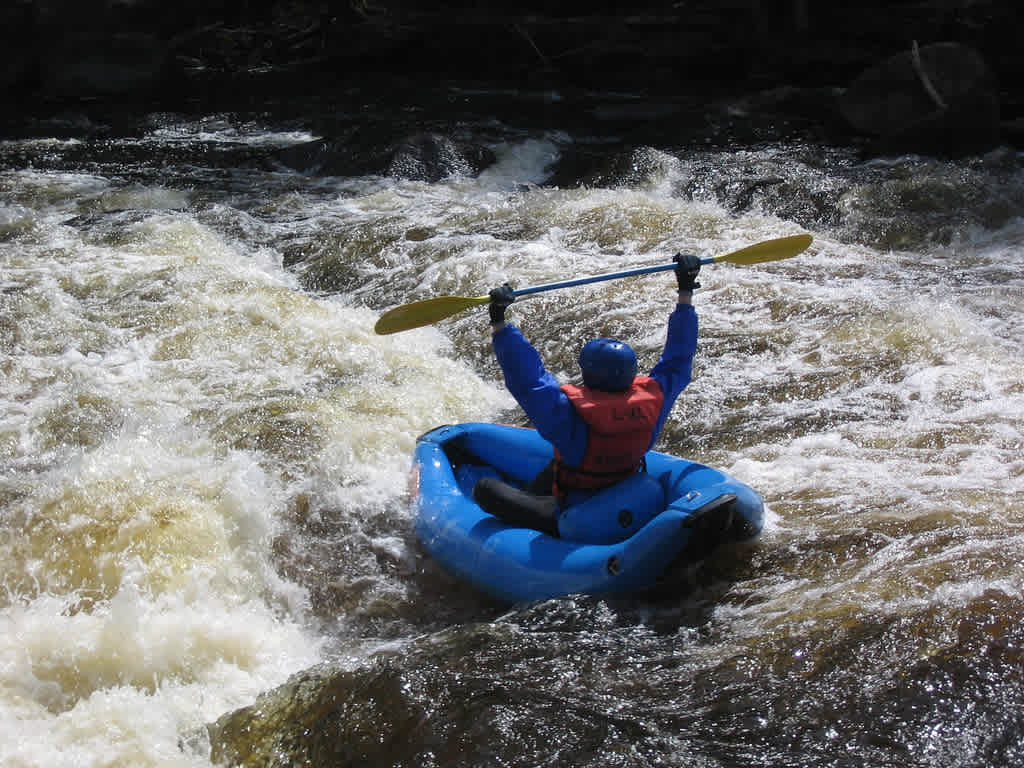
top-left (715, 233), bottom-right (813, 265)
top-left (374, 294), bottom-right (490, 335)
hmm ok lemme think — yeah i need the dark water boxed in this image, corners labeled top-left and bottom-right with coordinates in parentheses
top-left (2, 86), bottom-right (1023, 767)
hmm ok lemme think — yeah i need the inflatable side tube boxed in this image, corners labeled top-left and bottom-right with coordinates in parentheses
top-left (557, 472), bottom-right (666, 545)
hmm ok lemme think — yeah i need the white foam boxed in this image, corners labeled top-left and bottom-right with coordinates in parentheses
top-left (4, 135), bottom-right (1024, 766)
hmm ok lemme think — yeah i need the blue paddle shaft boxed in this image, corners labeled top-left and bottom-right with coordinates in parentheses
top-left (512, 256), bottom-right (711, 298)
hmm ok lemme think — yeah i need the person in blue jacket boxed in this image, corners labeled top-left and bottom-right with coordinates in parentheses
top-left (473, 253), bottom-right (702, 535)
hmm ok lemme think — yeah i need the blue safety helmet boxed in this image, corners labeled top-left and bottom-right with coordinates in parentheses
top-left (578, 338), bottom-right (637, 391)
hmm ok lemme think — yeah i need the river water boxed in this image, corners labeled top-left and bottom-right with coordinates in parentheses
top-left (2, 88), bottom-right (1023, 767)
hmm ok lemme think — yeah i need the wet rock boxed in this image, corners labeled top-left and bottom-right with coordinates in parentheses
top-left (578, 146), bottom-right (680, 189)
top-left (385, 133), bottom-right (496, 181)
top-left (208, 663), bottom-right (430, 767)
top-left (837, 42), bottom-right (1001, 158)
top-left (270, 137), bottom-right (348, 175)
top-left (273, 131), bottom-right (496, 181)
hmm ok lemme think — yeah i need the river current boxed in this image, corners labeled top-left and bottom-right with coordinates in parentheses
top-left (2, 91), bottom-right (1023, 767)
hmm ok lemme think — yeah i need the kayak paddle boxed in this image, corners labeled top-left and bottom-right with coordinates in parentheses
top-left (373, 233), bottom-right (812, 335)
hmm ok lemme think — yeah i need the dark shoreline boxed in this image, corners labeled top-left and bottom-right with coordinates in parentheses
top-left (3, 2), bottom-right (1022, 151)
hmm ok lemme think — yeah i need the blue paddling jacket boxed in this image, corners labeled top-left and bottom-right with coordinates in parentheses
top-left (491, 302), bottom-right (698, 474)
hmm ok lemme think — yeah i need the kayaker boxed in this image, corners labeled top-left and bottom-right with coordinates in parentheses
top-left (474, 253), bottom-right (702, 535)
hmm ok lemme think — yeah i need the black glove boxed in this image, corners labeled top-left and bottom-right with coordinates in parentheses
top-left (488, 283), bottom-right (516, 325)
top-left (673, 253), bottom-right (702, 293)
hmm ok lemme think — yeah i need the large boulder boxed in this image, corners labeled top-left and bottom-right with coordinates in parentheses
top-left (836, 42), bottom-right (1000, 158)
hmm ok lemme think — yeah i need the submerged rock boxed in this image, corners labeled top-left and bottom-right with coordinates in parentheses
top-left (273, 131), bottom-right (496, 181)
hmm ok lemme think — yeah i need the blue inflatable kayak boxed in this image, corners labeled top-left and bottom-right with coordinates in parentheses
top-left (412, 423), bottom-right (765, 603)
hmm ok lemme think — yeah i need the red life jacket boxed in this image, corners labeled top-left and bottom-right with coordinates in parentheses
top-left (553, 376), bottom-right (664, 498)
